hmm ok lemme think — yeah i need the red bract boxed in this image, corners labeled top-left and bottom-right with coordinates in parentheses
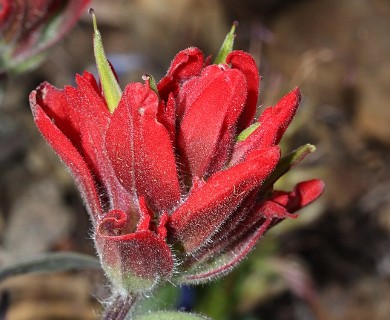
top-left (0, 0), bottom-right (90, 76)
top-left (30, 43), bottom-right (323, 293)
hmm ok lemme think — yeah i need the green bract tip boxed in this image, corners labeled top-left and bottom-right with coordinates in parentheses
top-left (237, 122), bottom-right (260, 141)
top-left (214, 21), bottom-right (238, 65)
top-left (142, 74), bottom-right (158, 95)
top-left (90, 8), bottom-right (122, 113)
top-left (262, 144), bottom-right (317, 190)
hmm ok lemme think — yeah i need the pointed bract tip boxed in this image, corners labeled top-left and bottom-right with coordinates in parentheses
top-left (91, 8), bottom-right (122, 113)
top-left (142, 74), bottom-right (150, 82)
top-left (89, 8), bottom-right (98, 33)
top-left (293, 87), bottom-right (302, 97)
top-left (214, 21), bottom-right (237, 64)
top-left (308, 144), bottom-right (316, 153)
top-left (142, 73), bottom-right (158, 94)
top-left (230, 21), bottom-right (238, 35)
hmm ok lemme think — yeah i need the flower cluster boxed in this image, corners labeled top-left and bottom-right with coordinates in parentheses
top-left (29, 20), bottom-right (323, 294)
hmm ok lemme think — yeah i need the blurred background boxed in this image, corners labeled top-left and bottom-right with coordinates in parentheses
top-left (0, 0), bottom-right (389, 319)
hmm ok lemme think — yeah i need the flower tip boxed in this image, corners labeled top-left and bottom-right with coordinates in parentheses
top-left (299, 179), bottom-right (325, 205)
top-left (293, 87), bottom-right (302, 98)
top-left (318, 179), bottom-right (325, 192)
top-left (283, 87), bottom-right (301, 108)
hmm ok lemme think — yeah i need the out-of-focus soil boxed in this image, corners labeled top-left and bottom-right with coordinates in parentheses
top-left (0, 0), bottom-right (389, 319)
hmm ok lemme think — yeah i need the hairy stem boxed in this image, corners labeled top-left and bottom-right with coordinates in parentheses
top-left (102, 294), bottom-right (138, 320)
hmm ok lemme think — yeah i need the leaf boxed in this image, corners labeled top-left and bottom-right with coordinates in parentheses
top-left (0, 252), bottom-right (101, 283)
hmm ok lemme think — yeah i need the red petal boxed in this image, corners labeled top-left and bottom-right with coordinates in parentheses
top-left (64, 74), bottom-right (110, 172)
top-left (157, 212), bottom-right (169, 239)
top-left (32, 75), bottom-right (133, 212)
top-left (29, 87), bottom-right (102, 222)
top-left (96, 209), bottom-right (174, 292)
top-left (106, 83), bottom-right (181, 212)
top-left (177, 65), bottom-right (247, 178)
top-left (64, 74), bottom-right (133, 211)
top-left (169, 146), bottom-right (280, 254)
top-left (157, 92), bottom-right (176, 143)
top-left (35, 73), bottom-right (100, 148)
top-left (227, 50), bottom-right (260, 130)
top-left (231, 88), bottom-right (301, 165)
top-left (33, 81), bottom-right (82, 147)
top-left (81, 70), bottom-right (101, 96)
top-left (167, 47), bottom-right (204, 80)
top-left (137, 196), bottom-right (153, 232)
top-left (272, 179), bottom-right (325, 212)
top-left (157, 47), bottom-right (204, 101)
top-left (205, 127), bottom-right (233, 176)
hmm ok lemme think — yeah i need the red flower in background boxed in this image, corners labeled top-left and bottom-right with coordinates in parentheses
top-left (0, 0), bottom-right (90, 76)
top-left (29, 20), bottom-right (324, 294)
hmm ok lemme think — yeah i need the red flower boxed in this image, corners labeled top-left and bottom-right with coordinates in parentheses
top-left (29, 25), bottom-right (323, 293)
top-left (0, 0), bottom-right (90, 76)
